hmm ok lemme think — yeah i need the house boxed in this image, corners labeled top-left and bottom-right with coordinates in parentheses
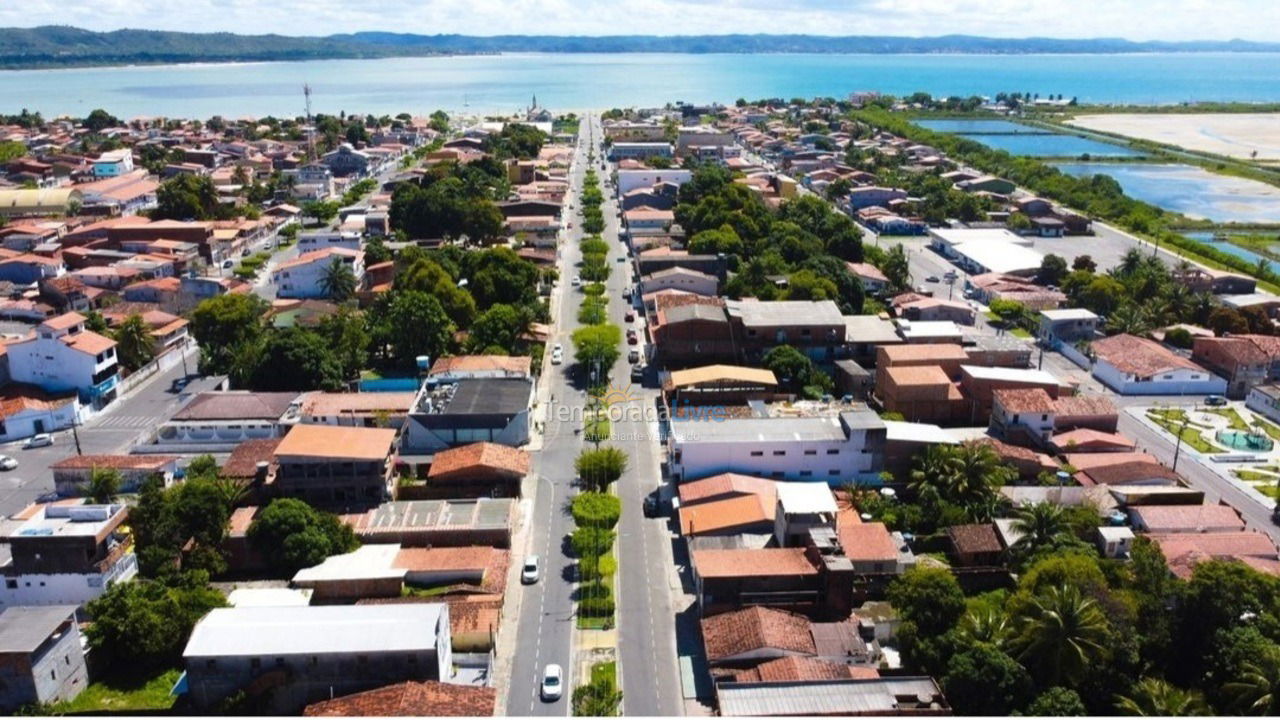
top-left (1247, 384), bottom-right (1280, 425)
top-left (701, 606), bottom-right (877, 672)
top-left (725, 299), bottom-right (847, 363)
top-left (1091, 334), bottom-right (1227, 395)
top-left (989, 388), bottom-right (1056, 446)
top-left (639, 267), bottom-right (718, 297)
top-left (182, 604), bottom-right (452, 713)
top-left (1096, 526), bottom-right (1136, 559)
top-left (50, 454), bottom-right (178, 496)
top-left (303, 681), bottom-right (496, 717)
top-left (623, 206), bottom-right (674, 231)
top-left (838, 513), bottom-right (912, 576)
top-left (1038, 308), bottom-right (1100, 344)
top-left (0, 503), bottom-right (137, 610)
top-left (651, 301), bottom-right (737, 367)
top-left (158, 391), bottom-right (300, 447)
top-left (1129, 504), bottom-right (1246, 534)
top-left (272, 424), bottom-right (398, 508)
top-left (339, 498), bottom-right (515, 549)
top-left (616, 168), bottom-right (692, 195)
top-left (1149, 532), bottom-right (1280, 580)
top-left (956, 175), bottom-right (1016, 194)
top-left (946, 524), bottom-right (1004, 566)
top-left (291, 544), bottom-right (405, 601)
top-left (91, 149), bottom-right (134, 178)
top-left (402, 377), bottom-right (534, 455)
top-left (691, 548), bottom-right (829, 613)
top-left (715, 677), bottom-right (948, 717)
top-left (0, 387), bottom-right (78, 443)
top-left (0, 253), bottom-right (64, 285)
top-left (320, 143), bottom-right (371, 177)
top-left (665, 365), bottom-right (778, 407)
top-left (845, 187), bottom-right (907, 211)
top-left (608, 142), bottom-right (674, 161)
top-left (1192, 335), bottom-right (1280, 399)
top-left (892, 296), bottom-right (976, 325)
top-left (296, 231), bottom-right (362, 253)
top-left (0, 606), bottom-right (87, 712)
top-left (680, 494), bottom-right (776, 538)
top-left (427, 355), bottom-right (533, 383)
top-left (668, 409), bottom-right (886, 485)
top-left (877, 366), bottom-right (966, 425)
top-left (678, 473), bottom-right (778, 508)
top-left (425, 442), bottom-right (530, 498)
top-left (846, 263), bottom-right (889, 295)
top-left (5, 312), bottom-right (119, 408)
top-left (774, 483), bottom-right (839, 548)
top-left (272, 247), bottom-right (364, 300)
top-left (297, 391), bottom-right (416, 428)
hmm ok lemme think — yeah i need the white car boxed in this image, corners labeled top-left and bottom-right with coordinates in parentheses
top-left (0, 455), bottom-right (16, 471)
top-left (521, 555), bottom-right (541, 584)
top-left (571, 276), bottom-right (581, 287)
top-left (541, 663), bottom-right (563, 701)
top-left (550, 343), bottom-right (564, 365)
top-left (24, 433), bottom-right (53, 449)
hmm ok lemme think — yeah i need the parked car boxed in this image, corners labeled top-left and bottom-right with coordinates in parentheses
top-left (0, 455), bottom-right (17, 471)
top-left (221, 259), bottom-right (235, 269)
top-left (571, 276), bottom-right (581, 287)
top-left (624, 311), bottom-right (635, 323)
top-left (630, 364), bottom-right (645, 382)
top-left (643, 491), bottom-right (660, 517)
top-left (521, 556), bottom-right (541, 584)
top-left (1204, 395), bottom-right (1228, 407)
top-left (628, 349), bottom-right (640, 363)
top-left (24, 433), bottom-right (52, 449)
top-left (925, 275), bottom-right (940, 283)
top-left (541, 664), bottom-right (563, 701)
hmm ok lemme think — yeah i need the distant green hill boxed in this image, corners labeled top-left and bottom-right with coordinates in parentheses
top-left (1, 26), bottom-right (1279, 69)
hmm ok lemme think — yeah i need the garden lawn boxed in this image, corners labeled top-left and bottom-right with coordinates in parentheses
top-left (1147, 413), bottom-right (1222, 453)
top-left (47, 668), bottom-right (180, 714)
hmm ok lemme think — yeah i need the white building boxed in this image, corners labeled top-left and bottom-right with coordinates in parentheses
top-left (0, 391), bottom-right (77, 443)
top-left (91, 149), bottom-right (134, 178)
top-left (639, 267), bottom-right (718, 297)
top-left (183, 604), bottom-right (452, 713)
top-left (608, 142), bottom-right (674, 161)
top-left (271, 247), bottom-right (364, 300)
top-left (0, 503), bottom-right (138, 610)
top-left (1038, 308), bottom-right (1100, 343)
top-left (1091, 333), bottom-right (1227, 396)
top-left (296, 231), bottom-right (362, 253)
top-left (5, 312), bottom-right (119, 408)
top-left (616, 168), bottom-right (693, 195)
top-left (668, 409), bottom-right (886, 485)
top-left (156, 391), bottom-right (299, 448)
top-left (1246, 384), bottom-right (1280, 425)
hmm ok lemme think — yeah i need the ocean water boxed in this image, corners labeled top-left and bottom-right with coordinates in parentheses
top-left (2, 52), bottom-right (1280, 118)
top-left (1054, 162), bottom-right (1280, 223)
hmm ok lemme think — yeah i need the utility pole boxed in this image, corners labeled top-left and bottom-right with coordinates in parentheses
top-left (1172, 416), bottom-right (1189, 472)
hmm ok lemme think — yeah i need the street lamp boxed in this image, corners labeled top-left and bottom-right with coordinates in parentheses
top-left (1172, 416), bottom-right (1190, 472)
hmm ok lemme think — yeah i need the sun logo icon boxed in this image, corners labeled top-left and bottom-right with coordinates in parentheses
top-left (600, 381), bottom-right (635, 406)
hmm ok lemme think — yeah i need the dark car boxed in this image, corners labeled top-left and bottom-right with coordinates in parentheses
top-left (630, 364), bottom-right (645, 382)
top-left (643, 492), bottom-right (660, 518)
top-left (1204, 395), bottom-right (1228, 407)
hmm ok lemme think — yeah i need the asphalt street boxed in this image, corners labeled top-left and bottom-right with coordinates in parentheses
top-left (0, 354), bottom-right (222, 518)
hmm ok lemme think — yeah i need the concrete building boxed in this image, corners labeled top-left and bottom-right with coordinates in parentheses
top-left (296, 231), bottom-right (362, 253)
top-left (608, 142), bottom-right (674, 162)
top-left (402, 377), bottom-right (534, 455)
top-left (183, 604), bottom-right (452, 713)
top-left (50, 455), bottom-right (178, 496)
top-left (1192, 335), bottom-right (1280, 399)
top-left (272, 424), bottom-right (398, 508)
top-left (1247, 384), bottom-right (1280, 425)
top-left (668, 408), bottom-right (886, 485)
top-left (5, 312), bottom-right (119, 408)
top-left (0, 503), bottom-right (137, 610)
top-left (1091, 334), bottom-right (1227, 396)
top-left (272, 247), bottom-right (364, 300)
top-left (0, 606), bottom-right (87, 712)
top-left (1038, 308), bottom-right (1100, 344)
top-left (91, 149), bottom-right (134, 178)
top-left (639, 267), bottom-right (718, 297)
top-left (157, 391), bottom-right (300, 448)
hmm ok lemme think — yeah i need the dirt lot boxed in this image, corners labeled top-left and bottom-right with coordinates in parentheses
top-left (1068, 113), bottom-right (1280, 163)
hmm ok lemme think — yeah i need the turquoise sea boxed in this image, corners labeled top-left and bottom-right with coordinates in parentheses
top-left (2, 52), bottom-right (1280, 118)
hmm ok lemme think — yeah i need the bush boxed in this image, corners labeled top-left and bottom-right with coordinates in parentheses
top-left (579, 596), bottom-right (615, 616)
top-left (577, 580), bottom-right (613, 601)
top-left (1165, 326), bottom-right (1194, 349)
top-left (233, 267), bottom-right (256, 279)
top-left (571, 492), bottom-right (621, 528)
top-left (579, 553), bottom-right (617, 581)
top-left (582, 282), bottom-right (606, 297)
top-left (571, 526), bottom-right (616, 557)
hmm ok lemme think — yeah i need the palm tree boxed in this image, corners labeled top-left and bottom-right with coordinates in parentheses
top-left (1013, 585), bottom-right (1109, 686)
top-left (1009, 502), bottom-right (1070, 559)
top-left (1117, 248), bottom-right (1145, 277)
top-left (958, 605), bottom-right (1011, 649)
top-left (1115, 677), bottom-right (1209, 716)
top-left (87, 467), bottom-right (122, 504)
top-left (319, 257), bottom-right (357, 301)
top-left (1225, 660), bottom-right (1280, 715)
top-left (112, 313), bottom-right (156, 372)
top-left (910, 441), bottom-right (1015, 507)
top-left (1107, 302), bottom-right (1153, 336)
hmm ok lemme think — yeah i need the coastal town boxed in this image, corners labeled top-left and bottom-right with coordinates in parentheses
top-left (0, 88), bottom-right (1279, 720)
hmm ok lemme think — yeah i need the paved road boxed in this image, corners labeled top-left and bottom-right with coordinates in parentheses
top-left (0, 355), bottom-right (222, 518)
top-left (507, 119), bottom-right (597, 717)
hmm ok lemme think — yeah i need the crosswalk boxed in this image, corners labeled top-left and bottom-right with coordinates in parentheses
top-left (87, 415), bottom-right (158, 430)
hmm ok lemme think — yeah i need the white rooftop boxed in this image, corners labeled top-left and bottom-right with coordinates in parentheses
top-left (883, 420), bottom-right (959, 445)
top-left (1041, 308), bottom-right (1099, 321)
top-left (929, 227), bottom-right (1029, 246)
top-left (183, 604), bottom-right (446, 658)
top-left (897, 320), bottom-right (963, 340)
top-left (961, 364), bottom-right (1060, 385)
top-left (952, 239), bottom-right (1044, 275)
top-left (292, 543), bottom-right (404, 584)
top-left (226, 588), bottom-right (313, 608)
top-left (1221, 293), bottom-right (1280, 309)
top-left (776, 482), bottom-right (838, 515)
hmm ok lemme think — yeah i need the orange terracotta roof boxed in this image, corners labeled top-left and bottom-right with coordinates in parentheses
top-left (993, 388), bottom-right (1056, 414)
top-left (692, 548), bottom-right (817, 578)
top-left (947, 523), bottom-right (1002, 555)
top-left (49, 454), bottom-right (176, 470)
top-left (222, 438), bottom-right (283, 479)
top-left (1092, 333), bottom-right (1205, 376)
top-left (838, 518), bottom-right (900, 563)
top-left (303, 681), bottom-right (496, 717)
top-left (1052, 428), bottom-right (1134, 450)
top-left (41, 311), bottom-right (85, 330)
top-left (679, 493), bottom-right (773, 535)
top-left (730, 656), bottom-right (880, 683)
top-left (1052, 394), bottom-right (1117, 418)
top-left (702, 606), bottom-right (815, 662)
top-left (300, 391), bottom-right (416, 417)
top-left (274, 424), bottom-right (397, 461)
top-left (677, 472), bottom-right (776, 506)
top-left (393, 546), bottom-right (496, 573)
top-left (62, 329), bottom-right (116, 355)
top-left (427, 442), bottom-right (530, 479)
top-left (1132, 504), bottom-right (1244, 532)
top-left (428, 355), bottom-right (532, 376)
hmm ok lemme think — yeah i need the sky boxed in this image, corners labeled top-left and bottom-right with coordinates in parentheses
top-left (2, 0), bottom-right (1278, 43)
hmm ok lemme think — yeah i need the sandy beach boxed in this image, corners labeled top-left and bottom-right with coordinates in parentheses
top-left (1068, 112), bottom-right (1280, 162)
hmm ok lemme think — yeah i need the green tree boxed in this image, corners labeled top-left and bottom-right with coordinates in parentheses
top-left (1009, 502), bottom-right (1072, 560)
top-left (1226, 659), bottom-right (1280, 715)
top-left (247, 498), bottom-right (359, 574)
top-left (1115, 677), bottom-right (1209, 716)
top-left (318, 256), bottom-right (357, 301)
top-left (317, 307), bottom-right (371, 380)
top-left (189, 293), bottom-right (268, 375)
top-left (363, 235), bottom-right (393, 265)
top-left (571, 324), bottom-right (622, 378)
top-left (1012, 585), bottom-right (1110, 686)
top-left (572, 677), bottom-right (623, 716)
top-left (112, 313), bottom-right (156, 372)
top-left (84, 573), bottom-right (226, 671)
top-left (83, 108), bottom-right (119, 132)
top-left (248, 328), bottom-right (344, 391)
top-left (881, 243), bottom-right (911, 291)
top-left (301, 199), bottom-right (340, 224)
top-left (1028, 687), bottom-right (1088, 716)
top-left (88, 467), bottom-right (123, 503)
top-left (428, 109), bottom-right (450, 134)
top-left (575, 447), bottom-right (628, 491)
top-left (570, 526), bottom-right (616, 557)
top-left (942, 643), bottom-right (1034, 715)
top-left (909, 441), bottom-right (1015, 507)
top-left (154, 174), bottom-right (222, 221)
top-left (370, 290), bottom-right (456, 369)
top-left (1037, 253), bottom-right (1069, 286)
